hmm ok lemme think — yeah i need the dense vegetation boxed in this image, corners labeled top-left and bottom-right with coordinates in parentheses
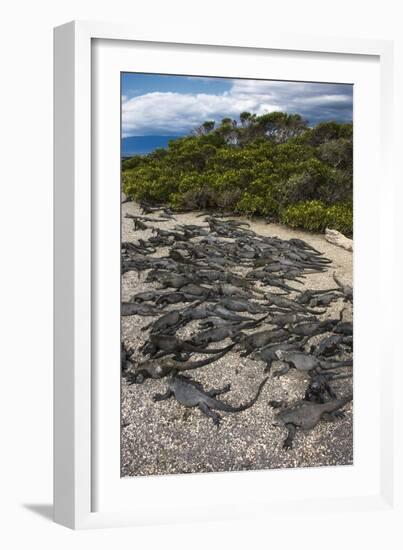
top-left (122, 112), bottom-right (353, 235)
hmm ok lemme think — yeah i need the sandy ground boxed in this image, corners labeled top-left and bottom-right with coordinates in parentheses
top-left (121, 202), bottom-right (353, 477)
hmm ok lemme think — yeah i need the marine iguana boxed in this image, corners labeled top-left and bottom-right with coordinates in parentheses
top-left (269, 312), bottom-right (316, 327)
top-left (218, 283), bottom-right (259, 300)
top-left (304, 372), bottom-right (352, 403)
top-left (260, 276), bottom-right (301, 293)
top-left (296, 288), bottom-right (340, 304)
top-left (141, 333), bottom-right (235, 359)
top-left (265, 294), bottom-right (325, 315)
top-left (206, 304), bottom-right (258, 323)
top-left (286, 318), bottom-right (338, 338)
top-left (152, 227), bottom-right (188, 243)
top-left (273, 395), bottom-right (352, 449)
top-left (124, 213), bottom-right (170, 223)
top-left (158, 274), bottom-right (194, 289)
top-left (141, 300), bottom-right (207, 333)
top-left (179, 283), bottom-right (213, 299)
top-left (288, 238), bottom-right (327, 258)
top-left (153, 374), bottom-right (269, 426)
top-left (225, 271), bottom-right (265, 290)
top-left (121, 342), bottom-right (133, 373)
top-left (296, 288), bottom-right (342, 308)
top-left (122, 240), bottom-right (156, 256)
top-left (189, 315), bottom-right (268, 346)
top-left (311, 334), bottom-right (346, 357)
top-left (304, 373), bottom-right (337, 403)
top-left (189, 324), bottom-right (249, 346)
top-left (246, 269), bottom-right (302, 293)
top-left (309, 292), bottom-right (342, 308)
top-left (133, 218), bottom-right (148, 231)
top-left (196, 269), bottom-right (227, 283)
top-left (334, 321), bottom-right (353, 336)
top-left (252, 339), bottom-right (306, 372)
top-left (333, 272), bottom-right (353, 302)
top-left (154, 303), bottom-right (255, 327)
top-left (155, 292), bottom-right (201, 307)
top-left (126, 345), bottom-right (235, 384)
top-left (121, 302), bottom-right (158, 317)
top-left (273, 350), bottom-right (353, 376)
top-left (197, 317), bottom-right (239, 329)
top-left (219, 297), bottom-right (269, 314)
top-left (235, 328), bottom-right (292, 357)
top-left (141, 309), bottom-right (183, 333)
top-left (129, 290), bottom-right (166, 303)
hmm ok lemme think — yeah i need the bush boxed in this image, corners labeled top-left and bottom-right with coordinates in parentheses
top-left (280, 201), bottom-right (352, 236)
top-left (170, 185), bottom-right (217, 211)
top-left (235, 190), bottom-right (279, 217)
top-left (281, 201), bottom-right (328, 232)
top-left (325, 203), bottom-right (353, 236)
top-left (235, 193), bottom-right (269, 216)
top-left (216, 188), bottom-right (242, 210)
top-left (122, 112), bottom-right (353, 233)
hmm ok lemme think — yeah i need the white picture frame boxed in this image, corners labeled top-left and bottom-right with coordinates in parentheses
top-left (54, 21), bottom-right (399, 532)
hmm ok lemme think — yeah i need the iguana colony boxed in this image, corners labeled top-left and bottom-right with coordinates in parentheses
top-left (121, 198), bottom-right (353, 453)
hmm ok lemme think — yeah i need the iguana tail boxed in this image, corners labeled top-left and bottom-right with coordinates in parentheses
top-left (320, 394), bottom-right (353, 414)
top-left (177, 343), bottom-right (236, 371)
top-left (212, 377), bottom-right (269, 412)
top-left (326, 373), bottom-right (353, 381)
top-left (333, 271), bottom-right (351, 292)
top-left (239, 313), bottom-right (270, 330)
top-left (320, 359), bottom-right (353, 370)
top-left (182, 341), bottom-right (236, 354)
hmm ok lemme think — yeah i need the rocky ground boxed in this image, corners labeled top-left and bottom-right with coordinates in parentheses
top-left (121, 201), bottom-right (353, 477)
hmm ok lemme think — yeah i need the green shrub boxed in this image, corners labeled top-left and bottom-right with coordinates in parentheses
top-left (235, 190), bottom-right (279, 217)
top-left (170, 185), bottom-right (217, 211)
top-left (280, 200), bottom-right (352, 236)
top-left (235, 193), bottom-right (268, 216)
top-left (281, 201), bottom-right (328, 231)
top-left (325, 203), bottom-right (353, 236)
top-left (122, 112), bottom-right (353, 233)
top-left (216, 188), bottom-right (242, 210)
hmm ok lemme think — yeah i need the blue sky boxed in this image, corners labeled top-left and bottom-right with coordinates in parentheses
top-left (121, 73), bottom-right (353, 138)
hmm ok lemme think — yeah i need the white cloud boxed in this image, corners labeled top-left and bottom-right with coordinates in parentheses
top-left (185, 76), bottom-right (220, 82)
top-left (122, 80), bottom-right (352, 136)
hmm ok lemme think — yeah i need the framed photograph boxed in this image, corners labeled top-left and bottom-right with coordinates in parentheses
top-left (54, 21), bottom-right (398, 531)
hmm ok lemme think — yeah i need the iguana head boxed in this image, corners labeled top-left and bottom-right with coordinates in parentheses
top-left (128, 360), bottom-right (170, 384)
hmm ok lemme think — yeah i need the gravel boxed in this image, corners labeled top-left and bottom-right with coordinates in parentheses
top-left (121, 202), bottom-right (353, 477)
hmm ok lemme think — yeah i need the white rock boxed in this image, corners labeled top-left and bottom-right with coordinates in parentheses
top-left (325, 228), bottom-right (353, 251)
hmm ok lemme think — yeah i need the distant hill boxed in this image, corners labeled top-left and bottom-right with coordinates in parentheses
top-left (122, 135), bottom-right (183, 156)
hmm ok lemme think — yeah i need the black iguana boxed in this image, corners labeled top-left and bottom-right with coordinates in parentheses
top-left (126, 345), bottom-right (235, 384)
top-left (273, 350), bottom-right (352, 377)
top-left (273, 395), bottom-right (352, 449)
top-left (153, 374), bottom-right (269, 426)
